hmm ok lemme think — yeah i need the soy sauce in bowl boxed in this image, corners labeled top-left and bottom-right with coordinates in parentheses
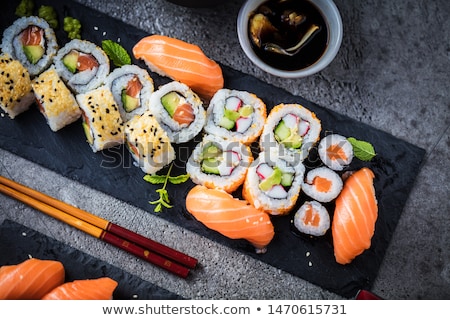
top-left (247, 0), bottom-right (328, 71)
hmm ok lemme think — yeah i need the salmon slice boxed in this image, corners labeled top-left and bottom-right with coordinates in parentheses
top-left (332, 167), bottom-right (378, 264)
top-left (186, 185), bottom-right (275, 252)
top-left (126, 75), bottom-right (143, 98)
top-left (42, 277), bottom-right (118, 300)
top-left (21, 26), bottom-right (43, 46)
top-left (77, 53), bottom-right (99, 71)
top-left (173, 103), bottom-right (195, 125)
top-left (0, 258), bottom-right (65, 299)
top-left (313, 176), bottom-right (332, 192)
top-left (133, 35), bottom-right (224, 100)
top-left (326, 144), bottom-right (348, 162)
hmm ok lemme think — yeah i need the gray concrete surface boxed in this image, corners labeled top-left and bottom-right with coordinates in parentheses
top-left (1, 0), bottom-right (449, 299)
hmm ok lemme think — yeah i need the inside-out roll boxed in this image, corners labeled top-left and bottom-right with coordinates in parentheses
top-left (242, 150), bottom-right (305, 216)
top-left (186, 134), bottom-right (253, 193)
top-left (260, 103), bottom-right (321, 163)
top-left (104, 64), bottom-right (154, 122)
top-left (76, 86), bottom-right (124, 152)
top-left (1, 16), bottom-right (58, 77)
top-left (204, 88), bottom-right (267, 145)
top-left (149, 81), bottom-right (205, 144)
top-left (32, 67), bottom-right (81, 132)
top-left (53, 39), bottom-right (110, 94)
top-left (0, 53), bottom-right (35, 119)
top-left (124, 110), bottom-right (175, 174)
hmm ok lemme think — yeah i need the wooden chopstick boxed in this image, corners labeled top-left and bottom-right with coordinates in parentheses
top-left (0, 175), bottom-right (197, 278)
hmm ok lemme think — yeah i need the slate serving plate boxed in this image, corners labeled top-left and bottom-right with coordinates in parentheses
top-left (0, 0), bottom-right (425, 298)
top-left (0, 219), bottom-right (183, 299)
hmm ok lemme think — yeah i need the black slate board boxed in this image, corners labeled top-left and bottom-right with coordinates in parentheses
top-left (0, 219), bottom-right (183, 299)
top-left (0, 0), bottom-right (426, 298)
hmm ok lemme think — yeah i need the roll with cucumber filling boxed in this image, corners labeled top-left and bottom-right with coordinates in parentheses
top-left (1, 16), bottom-right (58, 77)
top-left (260, 103), bottom-right (321, 162)
top-left (53, 39), bottom-right (110, 94)
top-left (186, 134), bottom-right (253, 193)
top-left (105, 64), bottom-right (154, 122)
top-left (204, 89), bottom-right (267, 145)
top-left (242, 151), bottom-right (305, 216)
top-left (149, 81), bottom-right (205, 144)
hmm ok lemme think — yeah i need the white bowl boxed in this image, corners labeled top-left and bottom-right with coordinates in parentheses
top-left (237, 0), bottom-right (343, 78)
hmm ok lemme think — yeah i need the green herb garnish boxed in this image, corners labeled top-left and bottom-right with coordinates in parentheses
top-left (64, 16), bottom-right (82, 39)
top-left (144, 163), bottom-right (190, 213)
top-left (348, 137), bottom-right (376, 161)
top-left (102, 40), bottom-right (131, 67)
top-left (38, 5), bottom-right (58, 29)
top-left (15, 0), bottom-right (34, 17)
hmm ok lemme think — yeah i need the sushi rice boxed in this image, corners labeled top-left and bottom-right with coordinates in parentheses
top-left (204, 88), bottom-right (267, 145)
top-left (104, 64), bottom-right (154, 122)
top-left (1, 16), bottom-right (58, 77)
top-left (186, 134), bottom-right (253, 193)
top-left (293, 201), bottom-right (330, 237)
top-left (53, 39), bottom-right (110, 94)
top-left (149, 81), bottom-right (205, 144)
top-left (301, 166), bottom-right (343, 203)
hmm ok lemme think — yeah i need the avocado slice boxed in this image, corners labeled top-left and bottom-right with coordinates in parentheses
top-left (282, 134), bottom-right (302, 149)
top-left (23, 45), bottom-right (45, 64)
top-left (201, 158), bottom-right (220, 175)
top-left (274, 120), bottom-right (291, 142)
top-left (62, 50), bottom-right (79, 73)
top-left (259, 167), bottom-right (283, 191)
top-left (82, 122), bottom-right (93, 145)
top-left (218, 116), bottom-right (235, 130)
top-left (161, 91), bottom-right (181, 117)
top-left (121, 90), bottom-right (140, 112)
top-left (280, 172), bottom-right (294, 187)
top-left (238, 104), bottom-right (254, 117)
top-left (201, 142), bottom-right (222, 159)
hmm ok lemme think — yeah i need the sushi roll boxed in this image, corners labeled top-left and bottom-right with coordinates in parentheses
top-left (186, 134), bottom-right (253, 193)
top-left (203, 89), bottom-right (267, 145)
top-left (104, 64), bottom-right (154, 122)
top-left (293, 201), bottom-right (330, 237)
top-left (260, 103), bottom-right (321, 162)
top-left (149, 81), bottom-right (205, 144)
top-left (32, 68), bottom-right (81, 132)
top-left (1, 16), bottom-right (58, 77)
top-left (301, 167), bottom-right (343, 203)
top-left (124, 110), bottom-right (175, 175)
top-left (242, 151), bottom-right (305, 216)
top-left (76, 86), bottom-right (124, 152)
top-left (0, 53), bottom-right (35, 119)
top-left (53, 39), bottom-right (110, 94)
top-left (318, 134), bottom-right (354, 171)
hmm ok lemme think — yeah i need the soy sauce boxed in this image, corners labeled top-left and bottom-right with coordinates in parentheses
top-left (248, 0), bottom-right (328, 71)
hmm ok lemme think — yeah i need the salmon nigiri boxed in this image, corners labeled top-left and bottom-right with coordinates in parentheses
top-left (332, 167), bottom-right (378, 265)
top-left (42, 277), bottom-right (118, 300)
top-left (186, 185), bottom-right (275, 253)
top-left (0, 258), bottom-right (65, 299)
top-left (133, 35), bottom-right (224, 100)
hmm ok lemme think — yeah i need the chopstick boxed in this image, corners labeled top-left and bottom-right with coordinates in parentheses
top-left (0, 175), bottom-right (197, 278)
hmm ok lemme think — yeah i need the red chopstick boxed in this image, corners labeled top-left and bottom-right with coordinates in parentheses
top-left (0, 175), bottom-right (197, 277)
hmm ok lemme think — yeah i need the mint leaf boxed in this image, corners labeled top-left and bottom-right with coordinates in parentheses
top-left (348, 137), bottom-right (376, 161)
top-left (143, 174), bottom-right (166, 184)
top-left (168, 174), bottom-right (190, 184)
top-left (101, 40), bottom-right (131, 67)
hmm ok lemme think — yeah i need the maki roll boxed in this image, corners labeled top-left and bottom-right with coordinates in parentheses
top-left (149, 81), bottom-right (205, 144)
top-left (242, 151), bottom-right (305, 216)
top-left (104, 64), bottom-right (154, 122)
top-left (318, 134), bottom-right (354, 171)
top-left (0, 53), bottom-right (35, 119)
top-left (301, 167), bottom-right (343, 203)
top-left (1, 16), bottom-right (58, 77)
top-left (293, 201), bottom-right (330, 237)
top-left (53, 39), bottom-right (110, 94)
top-left (124, 110), bottom-right (175, 174)
top-left (260, 103), bottom-right (321, 162)
top-left (204, 89), bottom-right (267, 145)
top-left (32, 68), bottom-right (81, 132)
top-left (186, 134), bottom-right (253, 193)
top-left (76, 86), bottom-right (124, 152)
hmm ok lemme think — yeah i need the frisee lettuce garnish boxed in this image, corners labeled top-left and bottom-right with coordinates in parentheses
top-left (347, 137), bottom-right (376, 161)
top-left (143, 163), bottom-right (190, 213)
top-left (101, 40), bottom-right (131, 67)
